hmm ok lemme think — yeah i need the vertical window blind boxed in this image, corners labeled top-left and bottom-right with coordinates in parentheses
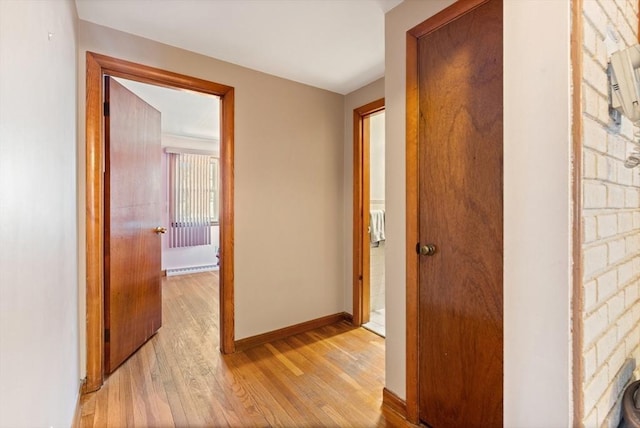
top-left (167, 149), bottom-right (219, 248)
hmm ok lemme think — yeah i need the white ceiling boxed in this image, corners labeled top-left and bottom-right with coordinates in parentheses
top-left (115, 77), bottom-right (220, 141)
top-left (75, 0), bottom-right (403, 95)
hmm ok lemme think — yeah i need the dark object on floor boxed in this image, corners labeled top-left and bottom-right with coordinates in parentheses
top-left (621, 380), bottom-right (640, 428)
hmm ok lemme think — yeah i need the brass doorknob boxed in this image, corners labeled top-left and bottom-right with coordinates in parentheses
top-left (420, 244), bottom-right (437, 256)
top-left (154, 226), bottom-right (167, 234)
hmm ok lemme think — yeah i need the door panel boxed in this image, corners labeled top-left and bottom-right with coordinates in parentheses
top-left (105, 76), bottom-right (162, 373)
top-left (418, 0), bottom-right (503, 426)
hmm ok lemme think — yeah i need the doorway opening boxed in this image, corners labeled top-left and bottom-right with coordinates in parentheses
top-left (84, 52), bottom-right (235, 392)
top-left (352, 99), bottom-right (385, 335)
top-left (103, 77), bottom-right (221, 374)
top-left (363, 111), bottom-right (386, 336)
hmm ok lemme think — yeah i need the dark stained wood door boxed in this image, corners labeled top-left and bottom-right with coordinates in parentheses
top-left (104, 76), bottom-right (163, 373)
top-left (417, 0), bottom-right (503, 426)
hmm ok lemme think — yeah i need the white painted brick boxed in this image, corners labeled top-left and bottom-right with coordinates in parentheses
top-left (601, 0), bottom-right (620, 19)
top-left (584, 365), bottom-right (610, 417)
top-left (585, 118), bottom-right (608, 152)
top-left (609, 134), bottom-right (628, 161)
top-left (597, 326), bottom-right (618, 364)
top-left (584, 150), bottom-right (598, 178)
top-left (625, 324), bottom-right (640, 355)
top-left (595, 33), bottom-right (608, 68)
top-left (621, 116), bottom-right (635, 141)
top-left (585, 181), bottom-right (608, 208)
top-left (596, 386), bottom-right (614, 428)
top-left (596, 154), bottom-right (611, 181)
top-left (625, 187), bottom-right (639, 208)
top-left (607, 342), bottom-right (627, 381)
top-left (608, 290), bottom-right (626, 321)
top-left (584, 19), bottom-right (598, 55)
top-left (608, 184), bottom-right (626, 208)
top-left (597, 269), bottom-right (618, 301)
top-left (618, 162), bottom-right (634, 185)
top-left (586, 279), bottom-right (598, 310)
top-left (619, 20), bottom-right (634, 46)
top-left (598, 214), bottom-right (618, 238)
top-left (608, 238), bottom-right (626, 264)
top-left (584, 84), bottom-right (601, 119)
top-left (626, 282), bottom-right (640, 306)
top-left (580, 9), bottom-right (640, 427)
top-left (585, 215), bottom-right (598, 243)
top-left (584, 244), bottom-right (609, 277)
top-left (598, 96), bottom-right (611, 124)
top-left (618, 260), bottom-right (634, 284)
top-left (629, 1), bottom-right (639, 17)
top-left (582, 57), bottom-right (607, 94)
top-left (618, 212), bottom-right (633, 233)
top-left (626, 233), bottom-right (640, 253)
top-left (617, 308), bottom-right (635, 338)
top-left (583, 16), bottom-right (609, 64)
top-left (585, 345), bottom-right (598, 380)
top-left (585, 304), bottom-right (610, 346)
top-left (613, 161), bottom-right (623, 184)
top-left (585, 0), bottom-right (609, 34)
top-left (584, 408), bottom-right (599, 428)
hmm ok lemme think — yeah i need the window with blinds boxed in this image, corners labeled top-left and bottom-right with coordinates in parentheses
top-left (167, 150), bottom-right (219, 248)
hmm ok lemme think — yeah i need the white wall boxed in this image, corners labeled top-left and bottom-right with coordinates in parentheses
top-left (370, 112), bottom-right (385, 202)
top-left (0, 1), bottom-right (80, 427)
top-left (385, 0), bottom-right (572, 425)
top-left (77, 21), bottom-right (346, 364)
top-left (503, 2), bottom-right (571, 425)
top-left (370, 111), bottom-right (386, 313)
top-left (343, 78), bottom-right (385, 312)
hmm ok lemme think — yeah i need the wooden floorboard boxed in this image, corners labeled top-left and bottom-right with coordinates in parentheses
top-left (80, 271), bottom-right (409, 427)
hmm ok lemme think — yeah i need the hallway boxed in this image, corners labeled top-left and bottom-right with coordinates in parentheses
top-left (79, 272), bottom-right (401, 427)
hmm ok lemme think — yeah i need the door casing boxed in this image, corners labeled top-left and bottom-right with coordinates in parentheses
top-left (84, 52), bottom-right (235, 392)
top-left (352, 99), bottom-right (384, 326)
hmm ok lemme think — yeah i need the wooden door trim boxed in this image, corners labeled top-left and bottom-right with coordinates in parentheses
top-left (84, 52), bottom-right (235, 392)
top-left (571, 0), bottom-right (584, 424)
top-left (352, 98), bottom-right (385, 326)
top-left (405, 0), bottom-right (490, 423)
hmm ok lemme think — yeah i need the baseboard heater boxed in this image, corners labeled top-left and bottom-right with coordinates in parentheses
top-left (166, 264), bottom-right (219, 276)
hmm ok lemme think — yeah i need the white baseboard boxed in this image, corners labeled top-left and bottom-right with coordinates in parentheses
top-left (166, 264), bottom-right (219, 276)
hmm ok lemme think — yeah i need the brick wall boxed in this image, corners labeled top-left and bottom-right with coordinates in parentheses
top-left (581, 1), bottom-right (640, 426)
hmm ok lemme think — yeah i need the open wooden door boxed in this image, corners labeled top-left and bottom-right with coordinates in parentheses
top-left (417, 0), bottom-right (503, 426)
top-left (104, 76), bottom-right (163, 373)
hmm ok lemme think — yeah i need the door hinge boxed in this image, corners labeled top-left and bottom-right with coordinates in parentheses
top-left (103, 101), bottom-right (110, 117)
top-left (105, 328), bottom-right (110, 343)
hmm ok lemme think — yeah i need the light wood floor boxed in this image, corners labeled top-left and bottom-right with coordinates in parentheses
top-left (79, 271), bottom-right (407, 427)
